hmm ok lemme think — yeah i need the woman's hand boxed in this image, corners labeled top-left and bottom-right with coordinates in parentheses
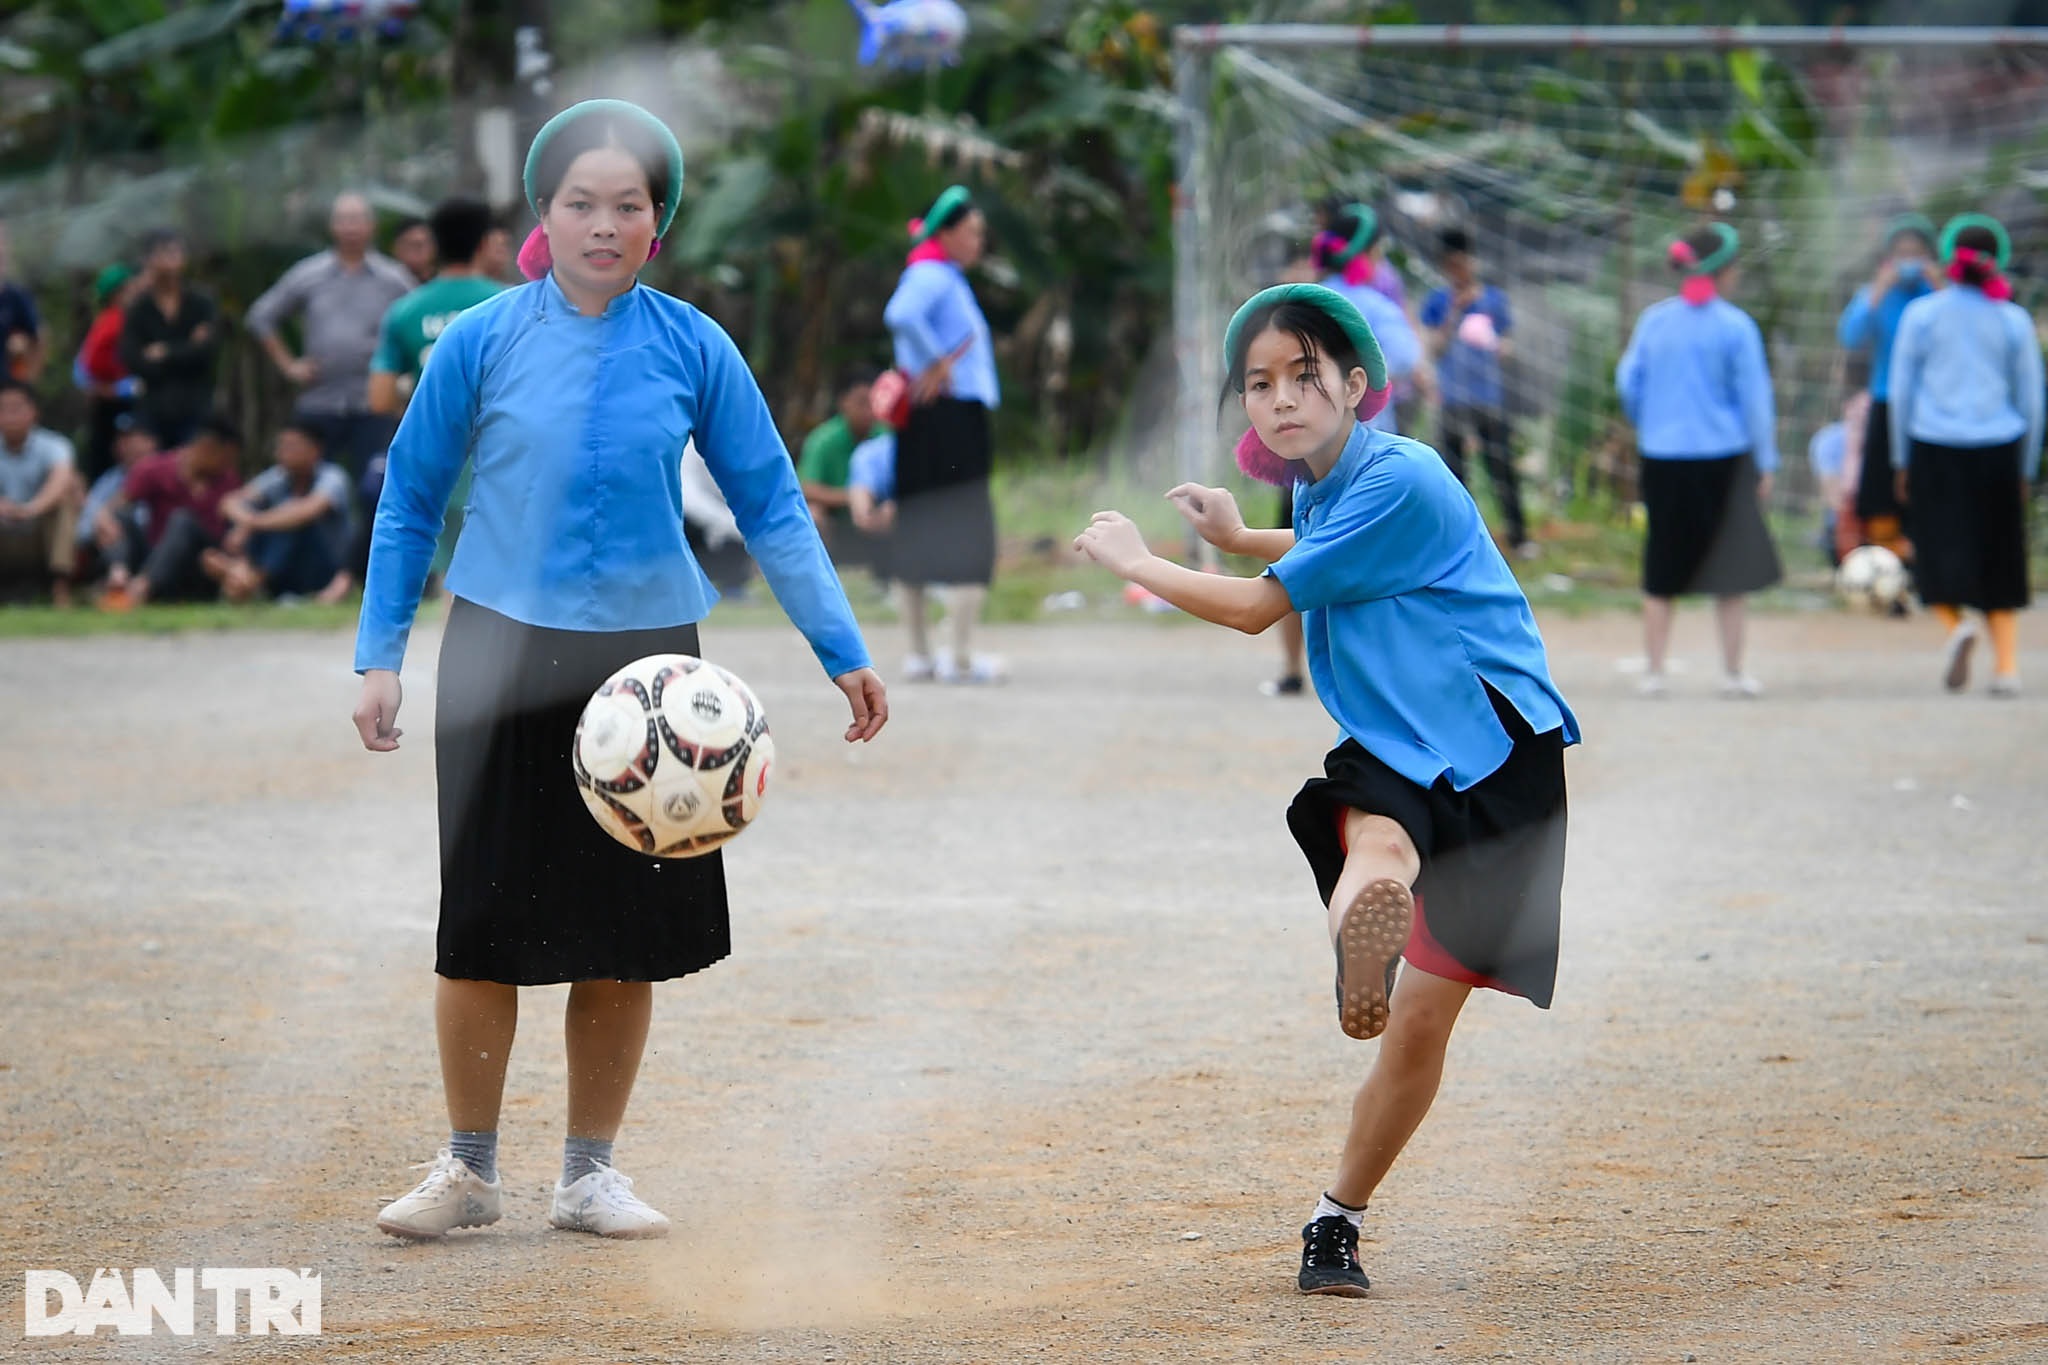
top-left (1756, 471), bottom-right (1774, 503)
top-left (1895, 469), bottom-right (1910, 506)
top-left (834, 667), bottom-right (889, 743)
top-left (1165, 483), bottom-right (1245, 552)
top-left (353, 669), bottom-right (404, 752)
top-left (1073, 511), bottom-right (1154, 579)
top-left (912, 357), bottom-right (953, 405)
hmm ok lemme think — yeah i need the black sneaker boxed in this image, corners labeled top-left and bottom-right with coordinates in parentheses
top-left (1259, 674), bottom-right (1305, 698)
top-left (1298, 1215), bottom-right (1370, 1296)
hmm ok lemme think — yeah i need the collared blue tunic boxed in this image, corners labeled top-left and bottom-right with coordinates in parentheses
top-left (1616, 296), bottom-right (1780, 471)
top-left (354, 273), bottom-right (869, 678)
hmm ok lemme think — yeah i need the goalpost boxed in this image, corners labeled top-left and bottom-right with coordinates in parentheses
top-left (1169, 24), bottom-right (2048, 533)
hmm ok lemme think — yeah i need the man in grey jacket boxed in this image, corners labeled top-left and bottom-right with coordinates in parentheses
top-left (246, 193), bottom-right (413, 480)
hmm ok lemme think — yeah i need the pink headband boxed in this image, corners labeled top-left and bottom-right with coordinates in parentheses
top-left (1313, 231), bottom-right (1375, 287)
top-left (1233, 385), bottom-right (1393, 487)
top-left (517, 224), bottom-right (661, 282)
top-left (905, 218), bottom-right (950, 267)
top-left (1947, 246), bottom-right (2014, 300)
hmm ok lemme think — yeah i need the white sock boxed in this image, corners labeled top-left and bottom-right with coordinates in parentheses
top-left (1312, 1191), bottom-right (1365, 1228)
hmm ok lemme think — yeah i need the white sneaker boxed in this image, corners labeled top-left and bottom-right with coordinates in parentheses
top-left (1989, 673), bottom-right (2023, 698)
top-left (1942, 621), bottom-right (1980, 693)
top-left (1720, 673), bottom-right (1764, 699)
top-left (940, 653), bottom-right (1007, 685)
top-left (549, 1163), bottom-right (671, 1240)
top-left (1637, 673), bottom-right (1668, 699)
top-left (902, 653), bottom-right (936, 683)
top-left (376, 1150), bottom-right (503, 1240)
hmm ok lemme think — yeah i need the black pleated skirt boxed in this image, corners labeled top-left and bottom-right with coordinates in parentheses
top-left (434, 599), bottom-right (732, 985)
top-left (1854, 399), bottom-right (1904, 522)
top-left (1907, 439), bottom-right (2031, 611)
top-left (1286, 687), bottom-right (1570, 1008)
top-left (1640, 452), bottom-right (1783, 598)
top-left (892, 396), bottom-right (996, 586)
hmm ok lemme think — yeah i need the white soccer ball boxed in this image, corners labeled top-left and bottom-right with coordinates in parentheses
top-left (1835, 544), bottom-right (1910, 614)
top-left (572, 654), bottom-right (774, 858)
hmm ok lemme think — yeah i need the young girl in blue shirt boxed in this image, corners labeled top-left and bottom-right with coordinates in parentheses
top-left (1616, 223), bottom-right (1783, 698)
top-left (351, 100), bottom-right (888, 1243)
top-left (1889, 215), bottom-right (2044, 695)
top-left (1075, 284), bottom-right (1578, 1299)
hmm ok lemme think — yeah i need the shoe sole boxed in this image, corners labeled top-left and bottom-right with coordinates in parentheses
top-left (1944, 631), bottom-right (1977, 692)
top-left (1299, 1279), bottom-right (1371, 1298)
top-left (547, 1216), bottom-right (670, 1240)
top-left (376, 1211), bottom-right (501, 1240)
top-left (1334, 880), bottom-right (1413, 1041)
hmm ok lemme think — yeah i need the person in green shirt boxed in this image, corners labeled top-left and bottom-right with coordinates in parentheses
top-left (354, 198), bottom-right (506, 588)
top-left (799, 366), bottom-right (891, 578)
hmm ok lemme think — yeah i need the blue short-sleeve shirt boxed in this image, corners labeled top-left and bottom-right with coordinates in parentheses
top-left (1267, 422), bottom-right (1579, 790)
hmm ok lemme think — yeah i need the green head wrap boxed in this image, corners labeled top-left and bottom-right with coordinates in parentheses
top-left (523, 99), bottom-right (686, 237)
top-left (1223, 283), bottom-right (1389, 397)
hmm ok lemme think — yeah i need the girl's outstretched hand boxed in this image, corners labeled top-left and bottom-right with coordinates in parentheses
top-left (1166, 483), bottom-right (1244, 551)
top-left (1073, 511), bottom-right (1152, 578)
top-left (833, 667), bottom-right (889, 743)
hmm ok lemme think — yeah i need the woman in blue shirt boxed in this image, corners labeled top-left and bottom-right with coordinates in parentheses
top-left (351, 100), bottom-right (887, 1243)
top-left (881, 185), bottom-right (1002, 684)
top-left (1616, 223), bottom-right (1783, 698)
top-left (1075, 284), bottom-right (1577, 1300)
top-left (1889, 215), bottom-right (2044, 695)
top-left (1839, 212), bottom-right (1938, 554)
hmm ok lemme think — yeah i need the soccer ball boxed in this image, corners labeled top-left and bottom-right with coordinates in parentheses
top-left (572, 654), bottom-right (774, 858)
top-left (1835, 544), bottom-right (1910, 614)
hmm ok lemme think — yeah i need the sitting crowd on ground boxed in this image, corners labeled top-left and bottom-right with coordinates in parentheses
top-left (0, 191), bottom-right (930, 613)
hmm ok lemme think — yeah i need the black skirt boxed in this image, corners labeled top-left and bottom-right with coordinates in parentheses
top-left (1285, 688), bottom-right (1569, 1009)
top-left (1906, 439), bottom-right (2031, 611)
top-left (434, 599), bottom-right (732, 985)
top-left (1640, 453), bottom-right (1783, 598)
top-left (892, 396), bottom-right (996, 586)
top-left (1854, 399), bottom-right (1902, 523)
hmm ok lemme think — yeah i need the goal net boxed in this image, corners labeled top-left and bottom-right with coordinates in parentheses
top-left (1170, 26), bottom-right (2048, 524)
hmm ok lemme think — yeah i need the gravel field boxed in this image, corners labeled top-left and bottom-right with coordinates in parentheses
top-left (2, 607), bottom-right (2044, 1363)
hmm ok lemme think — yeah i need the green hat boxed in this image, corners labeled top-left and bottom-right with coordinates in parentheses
top-left (1222, 283), bottom-right (1389, 395)
top-left (1328, 203), bottom-right (1378, 267)
top-left (1671, 222), bottom-right (1740, 276)
top-left (1939, 212), bottom-right (2011, 269)
top-left (93, 263), bottom-right (133, 304)
top-left (910, 185), bottom-right (973, 245)
top-left (1883, 212), bottom-right (1937, 250)
top-left (522, 99), bottom-right (686, 237)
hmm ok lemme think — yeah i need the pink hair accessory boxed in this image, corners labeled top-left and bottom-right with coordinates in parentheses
top-left (1311, 230), bottom-right (1376, 287)
top-left (1947, 246), bottom-right (2013, 298)
top-left (1679, 275), bottom-right (1718, 306)
top-left (517, 225), bottom-right (660, 282)
top-left (1231, 384), bottom-right (1393, 486)
top-left (1668, 240), bottom-right (1698, 267)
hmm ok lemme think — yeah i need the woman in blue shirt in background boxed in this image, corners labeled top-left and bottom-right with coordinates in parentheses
top-left (351, 100), bottom-right (887, 1243)
top-left (1075, 284), bottom-right (1576, 1300)
top-left (882, 185), bottom-right (1003, 684)
top-left (1889, 214), bottom-right (2043, 696)
top-left (1616, 223), bottom-right (1783, 698)
top-left (1839, 212), bottom-right (1938, 558)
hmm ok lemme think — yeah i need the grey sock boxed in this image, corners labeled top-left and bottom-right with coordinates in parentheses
top-left (449, 1130), bottom-right (498, 1183)
top-left (562, 1135), bottom-right (614, 1187)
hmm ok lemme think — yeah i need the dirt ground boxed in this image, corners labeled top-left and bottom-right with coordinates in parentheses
top-left (3, 607), bottom-right (2045, 1364)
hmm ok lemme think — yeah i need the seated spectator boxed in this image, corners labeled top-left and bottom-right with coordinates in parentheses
top-left (97, 415), bottom-right (242, 608)
top-left (76, 414), bottom-right (158, 586)
top-left (846, 429), bottom-right (897, 536)
top-left (204, 421), bottom-right (354, 604)
top-left (0, 380), bottom-right (80, 605)
top-left (798, 368), bottom-right (891, 576)
top-left (75, 263), bottom-right (144, 482)
top-left (680, 439), bottom-right (754, 596)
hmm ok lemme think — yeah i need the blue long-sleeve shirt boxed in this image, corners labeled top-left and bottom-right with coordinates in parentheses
top-left (1616, 296), bottom-right (1779, 472)
top-left (354, 272), bottom-right (870, 679)
top-left (1268, 422), bottom-right (1578, 791)
top-left (1837, 273), bottom-right (1932, 402)
top-left (1888, 287), bottom-right (2045, 480)
top-left (882, 260), bottom-right (999, 408)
